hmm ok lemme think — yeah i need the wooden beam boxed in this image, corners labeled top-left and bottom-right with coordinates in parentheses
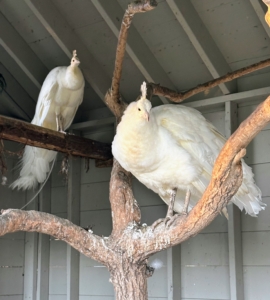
top-left (24, 0), bottom-right (112, 102)
top-left (71, 117), bottom-right (115, 131)
top-left (166, 0), bottom-right (236, 95)
top-left (36, 179), bottom-right (51, 300)
top-left (0, 115), bottom-right (112, 160)
top-left (225, 101), bottom-right (245, 300)
top-left (91, 0), bottom-right (176, 104)
top-left (185, 86), bottom-right (270, 109)
top-left (67, 130), bottom-right (81, 300)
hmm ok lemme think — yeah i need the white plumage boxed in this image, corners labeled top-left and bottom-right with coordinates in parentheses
top-left (112, 82), bottom-right (266, 218)
top-left (11, 50), bottom-right (85, 190)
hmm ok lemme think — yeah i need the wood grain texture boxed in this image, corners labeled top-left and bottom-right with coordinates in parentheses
top-left (0, 115), bottom-right (112, 160)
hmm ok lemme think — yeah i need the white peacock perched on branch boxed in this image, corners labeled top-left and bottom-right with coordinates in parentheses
top-left (112, 82), bottom-right (266, 225)
top-left (11, 50), bottom-right (85, 191)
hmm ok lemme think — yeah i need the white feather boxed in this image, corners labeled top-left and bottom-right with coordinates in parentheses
top-left (112, 94), bottom-right (266, 217)
top-left (11, 51), bottom-right (85, 190)
top-left (140, 81), bottom-right (147, 100)
top-left (150, 259), bottom-right (163, 270)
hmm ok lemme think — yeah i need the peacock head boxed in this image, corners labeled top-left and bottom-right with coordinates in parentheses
top-left (136, 98), bottom-right (152, 122)
top-left (71, 50), bottom-right (80, 67)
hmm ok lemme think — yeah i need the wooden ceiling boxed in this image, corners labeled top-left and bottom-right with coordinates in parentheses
top-left (1, 0), bottom-right (270, 123)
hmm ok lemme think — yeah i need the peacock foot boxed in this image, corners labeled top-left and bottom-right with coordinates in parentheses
top-left (151, 213), bottom-right (182, 229)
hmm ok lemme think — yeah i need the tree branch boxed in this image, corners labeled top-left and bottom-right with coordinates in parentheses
top-left (0, 209), bottom-right (112, 264)
top-left (105, 0), bottom-right (157, 120)
top-left (105, 0), bottom-right (158, 236)
top-left (0, 115), bottom-right (112, 160)
top-left (149, 58), bottom-right (270, 103)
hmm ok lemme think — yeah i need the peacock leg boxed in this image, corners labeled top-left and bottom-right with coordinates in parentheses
top-left (152, 188), bottom-right (191, 229)
top-left (166, 188), bottom-right (177, 218)
top-left (151, 188), bottom-right (178, 229)
top-left (182, 189), bottom-right (191, 215)
top-left (56, 114), bottom-right (65, 133)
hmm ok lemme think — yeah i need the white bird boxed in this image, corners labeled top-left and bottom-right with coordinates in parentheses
top-left (112, 82), bottom-right (266, 223)
top-left (11, 50), bottom-right (85, 190)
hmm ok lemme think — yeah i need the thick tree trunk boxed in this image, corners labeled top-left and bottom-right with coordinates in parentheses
top-left (110, 261), bottom-right (148, 300)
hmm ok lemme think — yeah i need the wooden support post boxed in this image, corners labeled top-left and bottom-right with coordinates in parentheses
top-left (167, 245), bottom-right (181, 300)
top-left (36, 178), bottom-right (51, 300)
top-left (23, 190), bottom-right (38, 300)
top-left (225, 101), bottom-right (244, 300)
top-left (67, 130), bottom-right (81, 300)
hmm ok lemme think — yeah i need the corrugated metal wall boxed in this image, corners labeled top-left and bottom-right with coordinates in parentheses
top-left (1, 97), bottom-right (270, 299)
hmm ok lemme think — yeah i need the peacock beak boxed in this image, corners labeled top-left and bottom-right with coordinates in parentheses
top-left (144, 112), bottom-right (149, 122)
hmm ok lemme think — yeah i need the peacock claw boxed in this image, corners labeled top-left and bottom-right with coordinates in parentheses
top-left (165, 214), bottom-right (181, 228)
top-left (151, 218), bottom-right (163, 229)
top-left (151, 213), bottom-right (182, 229)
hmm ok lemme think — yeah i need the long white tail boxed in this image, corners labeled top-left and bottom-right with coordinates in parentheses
top-left (10, 145), bottom-right (57, 190)
top-left (232, 160), bottom-right (266, 216)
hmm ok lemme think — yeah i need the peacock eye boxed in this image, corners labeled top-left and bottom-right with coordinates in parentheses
top-left (138, 108), bottom-right (141, 111)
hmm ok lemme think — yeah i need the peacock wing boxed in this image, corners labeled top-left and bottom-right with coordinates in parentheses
top-left (154, 105), bottom-right (226, 198)
top-left (32, 68), bottom-right (60, 128)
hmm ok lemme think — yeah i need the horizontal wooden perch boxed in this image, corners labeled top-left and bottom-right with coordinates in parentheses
top-left (0, 115), bottom-right (113, 161)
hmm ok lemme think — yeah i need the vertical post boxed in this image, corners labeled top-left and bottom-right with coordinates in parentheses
top-left (67, 130), bottom-right (81, 300)
top-left (36, 178), bottom-right (51, 300)
top-left (23, 191), bottom-right (38, 300)
top-left (225, 101), bottom-right (244, 300)
top-left (167, 245), bottom-right (181, 300)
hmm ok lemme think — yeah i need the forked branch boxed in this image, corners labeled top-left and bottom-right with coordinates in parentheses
top-left (149, 58), bottom-right (270, 103)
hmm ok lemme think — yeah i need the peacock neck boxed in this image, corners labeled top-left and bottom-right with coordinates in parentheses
top-left (64, 65), bottom-right (83, 90)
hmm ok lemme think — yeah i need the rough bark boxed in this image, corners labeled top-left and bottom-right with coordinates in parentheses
top-left (109, 262), bottom-right (148, 300)
top-left (149, 57), bottom-right (270, 103)
top-left (110, 160), bottom-right (141, 236)
top-left (0, 209), bottom-right (111, 264)
top-left (0, 115), bottom-right (112, 160)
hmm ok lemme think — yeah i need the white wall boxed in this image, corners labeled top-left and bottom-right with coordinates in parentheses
top-left (180, 109), bottom-right (230, 300)
top-left (0, 141), bottom-right (26, 300)
top-left (239, 101), bottom-right (270, 300)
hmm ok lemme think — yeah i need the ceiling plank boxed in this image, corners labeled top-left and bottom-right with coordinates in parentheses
top-left (249, 0), bottom-right (270, 38)
top-left (0, 63), bottom-right (34, 120)
top-left (92, 0), bottom-right (177, 104)
top-left (0, 91), bottom-right (31, 121)
top-left (166, 0), bottom-right (236, 95)
top-left (24, 0), bottom-right (112, 103)
top-left (0, 12), bottom-right (48, 99)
